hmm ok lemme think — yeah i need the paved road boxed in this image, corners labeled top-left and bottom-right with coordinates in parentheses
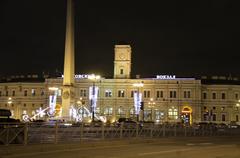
top-left (1, 136), bottom-right (240, 158)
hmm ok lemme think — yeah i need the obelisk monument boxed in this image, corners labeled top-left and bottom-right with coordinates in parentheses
top-left (62, 0), bottom-right (75, 120)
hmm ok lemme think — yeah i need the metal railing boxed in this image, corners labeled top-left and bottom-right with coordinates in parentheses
top-left (0, 122), bottom-right (239, 146)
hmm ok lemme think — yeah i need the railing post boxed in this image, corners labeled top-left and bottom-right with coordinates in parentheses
top-left (163, 124), bottom-right (165, 137)
top-left (120, 122), bottom-right (123, 139)
top-left (80, 122), bottom-right (83, 142)
top-left (101, 122), bottom-right (105, 140)
top-left (136, 123), bottom-right (139, 138)
top-left (184, 125), bottom-right (187, 137)
top-left (54, 122), bottom-right (58, 144)
top-left (193, 126), bottom-right (196, 136)
top-left (6, 124), bottom-right (9, 146)
top-left (174, 124), bottom-right (177, 137)
top-left (24, 123), bottom-right (28, 146)
top-left (150, 123), bottom-right (153, 138)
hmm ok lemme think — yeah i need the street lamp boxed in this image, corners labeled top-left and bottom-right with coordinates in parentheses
top-left (133, 82), bottom-right (144, 121)
top-left (236, 100), bottom-right (240, 108)
top-left (148, 98), bottom-right (155, 121)
top-left (7, 97), bottom-right (13, 105)
top-left (88, 74), bottom-right (101, 122)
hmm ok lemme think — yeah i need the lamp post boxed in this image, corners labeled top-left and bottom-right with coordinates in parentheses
top-left (236, 100), bottom-right (240, 108)
top-left (88, 74), bottom-right (100, 122)
top-left (148, 98), bottom-right (155, 121)
top-left (235, 100), bottom-right (240, 122)
top-left (133, 82), bottom-right (144, 122)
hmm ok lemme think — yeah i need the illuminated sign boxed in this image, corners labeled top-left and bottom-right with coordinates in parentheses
top-left (61, 74), bottom-right (100, 79)
top-left (156, 75), bottom-right (176, 80)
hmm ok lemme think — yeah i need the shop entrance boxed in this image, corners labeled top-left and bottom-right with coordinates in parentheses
top-left (181, 107), bottom-right (192, 125)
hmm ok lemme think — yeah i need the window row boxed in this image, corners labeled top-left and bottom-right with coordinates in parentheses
top-left (79, 89), bottom-right (192, 99)
top-left (203, 114), bottom-right (239, 122)
top-left (0, 89), bottom-right (45, 97)
top-left (202, 92), bottom-right (239, 100)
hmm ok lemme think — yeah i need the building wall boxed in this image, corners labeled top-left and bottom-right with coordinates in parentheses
top-left (0, 78), bottom-right (239, 124)
top-left (201, 84), bottom-right (240, 124)
top-left (0, 82), bottom-right (46, 120)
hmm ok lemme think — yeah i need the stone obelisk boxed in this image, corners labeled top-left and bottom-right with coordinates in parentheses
top-left (62, 0), bottom-right (75, 121)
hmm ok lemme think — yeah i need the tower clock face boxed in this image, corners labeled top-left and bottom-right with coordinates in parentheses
top-left (119, 53), bottom-right (125, 59)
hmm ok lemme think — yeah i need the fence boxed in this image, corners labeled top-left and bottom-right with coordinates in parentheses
top-left (0, 122), bottom-right (239, 146)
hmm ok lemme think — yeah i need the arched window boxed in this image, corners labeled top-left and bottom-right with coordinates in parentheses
top-left (104, 106), bottom-right (113, 116)
top-left (222, 114), bottom-right (226, 121)
top-left (130, 107), bottom-right (135, 118)
top-left (117, 106), bottom-right (125, 117)
top-left (212, 114), bottom-right (216, 121)
top-left (168, 107), bottom-right (178, 119)
top-left (155, 110), bottom-right (164, 120)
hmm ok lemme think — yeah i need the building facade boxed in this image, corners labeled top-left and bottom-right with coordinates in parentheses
top-left (0, 45), bottom-right (240, 124)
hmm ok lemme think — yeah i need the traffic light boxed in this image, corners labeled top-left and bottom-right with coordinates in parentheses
top-left (140, 101), bottom-right (144, 110)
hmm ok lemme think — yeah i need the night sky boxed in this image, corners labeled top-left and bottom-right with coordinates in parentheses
top-left (0, 0), bottom-right (240, 78)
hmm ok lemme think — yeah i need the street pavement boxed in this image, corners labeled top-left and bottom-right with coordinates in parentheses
top-left (1, 136), bottom-right (240, 158)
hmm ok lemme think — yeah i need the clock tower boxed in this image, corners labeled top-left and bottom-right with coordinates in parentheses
top-left (114, 45), bottom-right (131, 79)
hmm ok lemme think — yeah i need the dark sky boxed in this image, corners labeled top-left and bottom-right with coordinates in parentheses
top-left (0, 0), bottom-right (240, 78)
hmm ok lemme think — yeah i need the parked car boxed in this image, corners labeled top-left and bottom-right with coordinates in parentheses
top-left (115, 118), bottom-right (138, 128)
top-left (228, 121), bottom-right (240, 129)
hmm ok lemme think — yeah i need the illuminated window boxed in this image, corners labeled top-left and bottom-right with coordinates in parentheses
top-left (130, 107), bottom-right (135, 117)
top-left (155, 111), bottom-right (164, 120)
top-left (104, 107), bottom-right (113, 116)
top-left (31, 89), bottom-right (36, 96)
top-left (118, 90), bottom-right (125, 97)
top-left (117, 106), bottom-right (125, 117)
top-left (58, 89), bottom-right (62, 96)
top-left (78, 108), bottom-right (88, 117)
top-left (105, 90), bottom-right (112, 97)
top-left (168, 108), bottom-right (178, 119)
